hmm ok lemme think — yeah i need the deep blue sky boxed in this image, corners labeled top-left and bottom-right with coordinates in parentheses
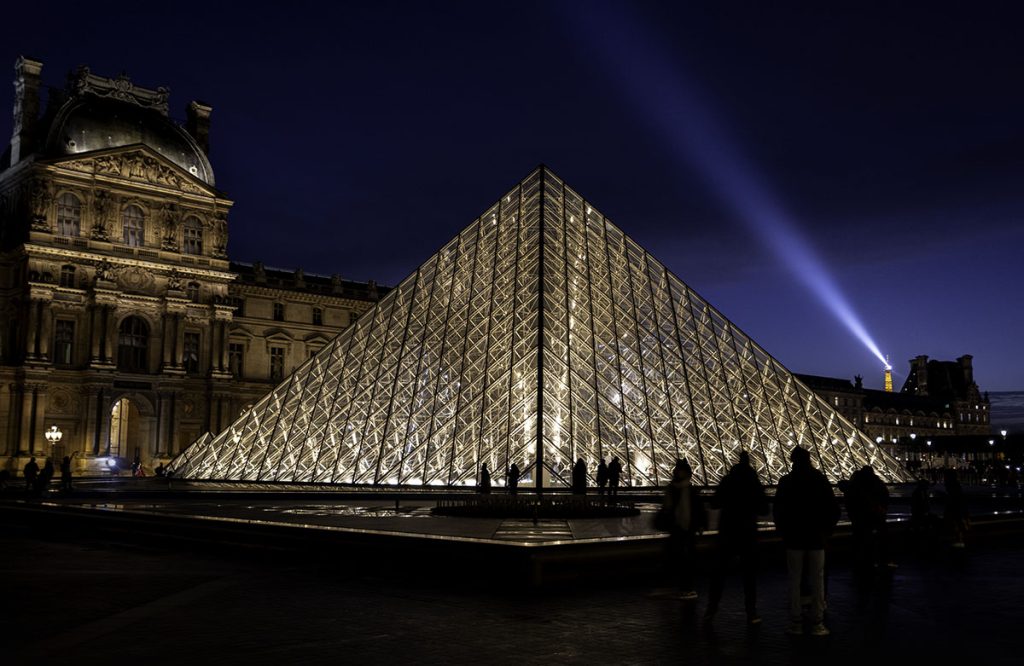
top-left (5, 1), bottom-right (1023, 391)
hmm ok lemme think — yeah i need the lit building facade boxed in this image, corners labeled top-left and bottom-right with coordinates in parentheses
top-left (796, 354), bottom-right (992, 445)
top-left (0, 58), bottom-right (382, 474)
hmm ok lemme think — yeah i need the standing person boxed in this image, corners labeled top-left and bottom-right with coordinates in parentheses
top-left (571, 458), bottom-right (587, 496)
top-left (608, 457), bottom-right (622, 499)
top-left (507, 463), bottom-right (520, 496)
top-left (23, 457), bottom-right (39, 492)
top-left (596, 458), bottom-right (609, 497)
top-left (479, 463), bottom-right (491, 494)
top-left (664, 459), bottom-right (704, 600)
top-left (705, 451), bottom-right (768, 625)
top-left (60, 456), bottom-right (73, 492)
top-left (35, 459), bottom-right (55, 496)
top-left (943, 468), bottom-right (969, 548)
top-left (773, 446), bottom-right (840, 637)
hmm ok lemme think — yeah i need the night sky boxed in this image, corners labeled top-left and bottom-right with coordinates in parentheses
top-left (5, 2), bottom-right (1023, 394)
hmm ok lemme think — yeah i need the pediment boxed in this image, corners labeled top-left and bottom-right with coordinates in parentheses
top-left (304, 332), bottom-right (333, 345)
top-left (46, 144), bottom-right (220, 197)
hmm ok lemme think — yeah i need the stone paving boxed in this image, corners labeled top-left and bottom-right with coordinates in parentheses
top-left (7, 524), bottom-right (1024, 665)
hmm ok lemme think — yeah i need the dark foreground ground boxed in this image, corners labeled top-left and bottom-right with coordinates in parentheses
top-left (6, 518), bottom-right (1023, 665)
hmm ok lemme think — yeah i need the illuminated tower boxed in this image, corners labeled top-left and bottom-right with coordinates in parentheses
top-left (884, 356), bottom-right (893, 393)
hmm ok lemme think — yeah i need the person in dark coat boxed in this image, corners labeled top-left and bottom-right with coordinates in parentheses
top-left (596, 458), bottom-right (609, 496)
top-left (60, 456), bottom-right (73, 491)
top-left (943, 469), bottom-right (969, 548)
top-left (479, 463), bottom-right (491, 494)
top-left (664, 458), bottom-right (705, 599)
top-left (773, 446), bottom-right (840, 636)
top-left (705, 451), bottom-right (768, 624)
top-left (23, 457), bottom-right (39, 492)
top-left (34, 459), bottom-right (55, 496)
top-left (571, 458), bottom-right (587, 495)
top-left (507, 463), bottom-right (520, 495)
top-left (607, 458), bottom-right (622, 498)
top-left (844, 465), bottom-right (892, 572)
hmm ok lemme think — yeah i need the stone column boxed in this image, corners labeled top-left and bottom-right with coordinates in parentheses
top-left (38, 302), bottom-right (52, 361)
top-left (89, 306), bottom-right (101, 362)
top-left (161, 313), bottom-right (174, 368)
top-left (173, 315), bottom-right (184, 367)
top-left (103, 307), bottom-right (118, 364)
top-left (20, 384), bottom-right (38, 455)
top-left (97, 391), bottom-right (113, 456)
top-left (219, 321), bottom-right (230, 373)
top-left (30, 384), bottom-right (47, 458)
top-left (24, 300), bottom-right (39, 359)
top-left (82, 388), bottom-right (100, 455)
top-left (7, 383), bottom-right (25, 456)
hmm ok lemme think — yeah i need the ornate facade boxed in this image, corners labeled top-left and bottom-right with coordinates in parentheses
top-left (0, 58), bottom-right (383, 474)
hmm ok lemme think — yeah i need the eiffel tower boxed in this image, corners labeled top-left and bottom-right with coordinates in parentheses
top-left (169, 167), bottom-right (909, 487)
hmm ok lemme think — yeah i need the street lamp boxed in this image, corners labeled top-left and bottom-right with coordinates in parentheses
top-left (44, 425), bottom-right (63, 452)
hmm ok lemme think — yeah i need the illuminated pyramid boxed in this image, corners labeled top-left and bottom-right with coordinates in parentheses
top-left (169, 167), bottom-right (908, 487)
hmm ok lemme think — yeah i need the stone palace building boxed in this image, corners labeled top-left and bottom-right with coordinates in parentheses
top-left (0, 58), bottom-right (384, 473)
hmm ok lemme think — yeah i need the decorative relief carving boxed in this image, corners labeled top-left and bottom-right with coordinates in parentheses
top-left (70, 66), bottom-right (170, 114)
top-left (94, 259), bottom-right (115, 283)
top-left (48, 387), bottom-right (81, 415)
top-left (90, 189), bottom-right (113, 240)
top-left (117, 266), bottom-right (155, 292)
top-left (56, 150), bottom-right (206, 194)
top-left (166, 269), bottom-right (183, 292)
top-left (30, 178), bottom-right (52, 231)
top-left (212, 212), bottom-right (228, 258)
top-left (160, 203), bottom-right (180, 250)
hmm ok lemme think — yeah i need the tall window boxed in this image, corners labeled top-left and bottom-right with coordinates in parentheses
top-left (56, 193), bottom-right (81, 237)
top-left (269, 346), bottom-right (285, 381)
top-left (230, 297), bottom-right (245, 317)
top-left (183, 332), bottom-right (200, 374)
top-left (183, 217), bottom-right (203, 255)
top-left (59, 265), bottom-right (76, 288)
top-left (53, 320), bottom-right (75, 366)
top-left (273, 303), bottom-right (284, 321)
top-left (117, 316), bottom-right (149, 372)
top-left (122, 205), bottom-right (145, 247)
top-left (228, 342), bottom-right (245, 377)
top-left (186, 282), bottom-right (200, 303)
top-left (312, 307), bottom-right (323, 326)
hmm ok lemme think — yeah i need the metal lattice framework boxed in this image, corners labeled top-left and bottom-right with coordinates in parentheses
top-left (169, 167), bottom-right (909, 487)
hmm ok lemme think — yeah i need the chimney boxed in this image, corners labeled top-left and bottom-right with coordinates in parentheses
top-left (912, 355), bottom-right (929, 396)
top-left (185, 100), bottom-right (212, 155)
top-left (958, 355), bottom-right (974, 387)
top-left (10, 56), bottom-right (43, 165)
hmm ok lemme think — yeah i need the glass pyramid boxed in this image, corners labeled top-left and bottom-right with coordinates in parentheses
top-left (169, 167), bottom-right (909, 487)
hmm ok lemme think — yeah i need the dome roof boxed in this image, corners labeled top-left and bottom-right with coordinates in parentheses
top-left (46, 96), bottom-right (214, 185)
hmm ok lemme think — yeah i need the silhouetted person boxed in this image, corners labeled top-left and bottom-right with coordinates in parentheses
top-left (909, 479), bottom-right (934, 545)
top-left (479, 463), bottom-right (491, 494)
top-left (60, 456), bottom-right (73, 491)
top-left (845, 465), bottom-right (892, 572)
top-left (596, 458), bottom-right (609, 496)
top-left (131, 454), bottom-right (142, 478)
top-left (35, 459), bottom-right (55, 496)
top-left (507, 463), bottom-right (520, 495)
top-left (155, 463), bottom-right (166, 478)
top-left (773, 446), bottom-right (840, 636)
top-left (664, 459), bottom-right (704, 599)
top-left (943, 469), bottom-right (968, 548)
top-left (608, 458), bottom-right (622, 498)
top-left (572, 458), bottom-right (587, 495)
top-left (706, 451), bottom-right (768, 625)
top-left (23, 457), bottom-right (39, 492)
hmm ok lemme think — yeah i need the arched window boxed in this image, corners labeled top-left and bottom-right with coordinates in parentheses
top-left (117, 316), bottom-right (149, 372)
top-left (56, 193), bottom-right (81, 237)
top-left (59, 265), bottom-right (76, 288)
top-left (122, 205), bottom-right (145, 247)
top-left (183, 217), bottom-right (203, 255)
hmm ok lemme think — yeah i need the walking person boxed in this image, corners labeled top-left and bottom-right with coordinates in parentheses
top-left (664, 459), bottom-right (704, 600)
top-left (479, 463), bottom-right (491, 494)
top-left (607, 457), bottom-right (622, 499)
top-left (943, 468), bottom-right (969, 549)
top-left (60, 455), bottom-right (73, 492)
top-left (571, 458), bottom-right (587, 496)
top-left (507, 463), bottom-right (520, 496)
top-left (23, 457), bottom-right (39, 492)
top-left (34, 459), bottom-right (55, 497)
top-left (596, 458), bottom-right (609, 497)
top-left (773, 446), bottom-right (840, 636)
top-left (705, 451), bottom-right (768, 625)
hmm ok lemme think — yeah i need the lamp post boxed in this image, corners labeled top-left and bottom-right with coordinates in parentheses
top-left (44, 425), bottom-right (63, 458)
